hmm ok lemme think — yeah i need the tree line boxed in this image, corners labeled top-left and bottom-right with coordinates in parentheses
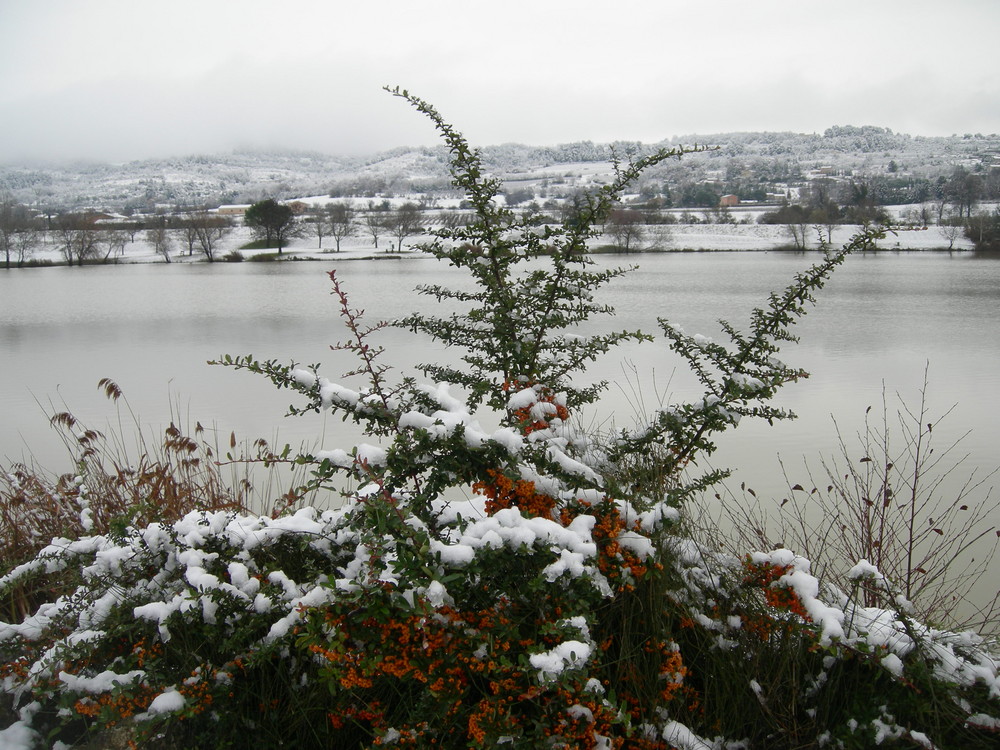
top-left (5, 166), bottom-right (1000, 268)
top-left (0, 196), bottom-right (443, 267)
top-left (752, 166), bottom-right (1000, 250)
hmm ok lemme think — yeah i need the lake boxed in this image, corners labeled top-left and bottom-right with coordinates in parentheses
top-left (2, 250), bottom-right (998, 482)
top-left (2, 251), bottom-right (999, 580)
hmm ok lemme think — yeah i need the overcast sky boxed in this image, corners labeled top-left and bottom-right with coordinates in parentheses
top-left (2, 0), bottom-right (998, 163)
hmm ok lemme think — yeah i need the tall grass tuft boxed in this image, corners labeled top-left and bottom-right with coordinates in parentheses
top-left (0, 379), bottom-right (320, 622)
top-left (716, 369), bottom-right (1000, 636)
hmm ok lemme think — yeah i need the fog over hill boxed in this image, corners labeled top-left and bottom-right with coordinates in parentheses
top-left (2, 126), bottom-right (998, 213)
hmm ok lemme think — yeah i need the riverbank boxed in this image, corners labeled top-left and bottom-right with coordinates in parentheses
top-left (8, 220), bottom-right (975, 269)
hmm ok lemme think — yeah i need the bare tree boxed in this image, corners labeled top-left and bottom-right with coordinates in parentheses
top-left (711, 205), bottom-right (736, 225)
top-left (776, 203), bottom-right (811, 249)
top-left (327, 202), bottom-right (356, 252)
top-left (930, 200), bottom-right (948, 226)
top-left (308, 208), bottom-right (330, 249)
top-left (965, 207), bottom-right (1000, 250)
top-left (916, 203), bottom-right (933, 228)
top-left (180, 220), bottom-right (200, 256)
top-left (939, 219), bottom-right (963, 250)
top-left (11, 224), bottom-right (40, 266)
top-left (1, 195), bottom-right (40, 269)
top-left (385, 202), bottom-right (423, 252)
top-left (945, 166), bottom-right (983, 219)
top-left (146, 220), bottom-right (174, 262)
top-left (786, 221), bottom-right (809, 250)
top-left (810, 206), bottom-right (838, 244)
top-left (98, 228), bottom-right (130, 263)
top-left (646, 224), bottom-right (673, 251)
top-left (121, 219), bottom-right (143, 242)
top-left (189, 212), bottom-right (233, 262)
top-left (901, 204), bottom-right (932, 228)
top-left (55, 214), bottom-right (101, 266)
top-left (362, 205), bottom-right (386, 249)
top-left (606, 207), bottom-right (646, 252)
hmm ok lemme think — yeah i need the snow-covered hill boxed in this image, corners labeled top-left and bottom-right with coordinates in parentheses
top-left (2, 126), bottom-right (998, 213)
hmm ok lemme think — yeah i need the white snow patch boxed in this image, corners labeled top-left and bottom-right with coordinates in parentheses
top-left (147, 688), bottom-right (186, 715)
top-left (661, 720), bottom-right (714, 749)
top-left (529, 640), bottom-right (592, 681)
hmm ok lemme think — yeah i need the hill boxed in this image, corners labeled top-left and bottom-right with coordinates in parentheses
top-left (2, 126), bottom-right (999, 213)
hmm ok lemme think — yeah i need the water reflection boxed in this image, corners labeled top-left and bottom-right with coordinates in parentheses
top-left (2, 253), bottom-right (998, 501)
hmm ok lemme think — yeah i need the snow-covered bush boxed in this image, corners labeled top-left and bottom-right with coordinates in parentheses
top-left (1, 89), bottom-right (998, 749)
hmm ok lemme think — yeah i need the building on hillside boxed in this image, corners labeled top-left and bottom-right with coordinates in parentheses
top-left (719, 194), bottom-right (740, 208)
top-left (216, 205), bottom-right (250, 216)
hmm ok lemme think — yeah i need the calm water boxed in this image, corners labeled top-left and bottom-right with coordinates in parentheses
top-left (3, 250), bottom-right (999, 627)
top-left (2, 252), bottom-right (998, 509)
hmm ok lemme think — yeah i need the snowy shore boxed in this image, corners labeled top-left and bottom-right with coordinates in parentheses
top-left (18, 219), bottom-right (975, 268)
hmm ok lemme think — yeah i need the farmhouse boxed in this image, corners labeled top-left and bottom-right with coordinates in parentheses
top-left (216, 204), bottom-right (250, 216)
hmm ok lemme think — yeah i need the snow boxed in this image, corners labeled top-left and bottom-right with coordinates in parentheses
top-left (58, 669), bottom-right (144, 694)
top-left (423, 580), bottom-right (449, 608)
top-left (967, 713), bottom-right (1000, 730)
top-left (749, 549), bottom-right (848, 644)
top-left (638, 502), bottom-right (681, 531)
top-left (133, 597), bottom-right (185, 641)
top-left (692, 334), bottom-right (713, 348)
top-left (528, 640), bottom-right (592, 681)
top-left (617, 529), bottom-right (655, 559)
top-left (507, 387), bottom-right (540, 411)
top-left (0, 719), bottom-right (38, 750)
top-left (147, 688), bottom-right (186, 715)
top-left (313, 448), bottom-right (354, 467)
top-left (881, 653), bottom-right (905, 678)
top-left (656, 222), bottom-right (976, 252)
top-left (10, 208), bottom-right (978, 272)
top-left (846, 559), bottom-right (885, 582)
top-left (661, 720), bottom-right (714, 750)
top-left (460, 508), bottom-right (598, 559)
top-left (429, 538), bottom-right (475, 566)
top-left (729, 372), bottom-right (766, 392)
top-left (356, 443), bottom-right (387, 466)
top-left (544, 445), bottom-right (601, 481)
top-left (488, 427), bottom-right (524, 454)
top-left (843, 607), bottom-right (914, 656)
top-left (542, 548), bottom-right (589, 582)
top-left (319, 382), bottom-right (362, 409)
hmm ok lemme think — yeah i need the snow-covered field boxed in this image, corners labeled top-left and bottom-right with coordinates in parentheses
top-left (663, 222), bottom-right (973, 251)
top-left (24, 217), bottom-right (973, 268)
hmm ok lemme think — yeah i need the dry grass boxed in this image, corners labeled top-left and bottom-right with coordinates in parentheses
top-left (0, 378), bottom-right (317, 621)
top-left (714, 373), bottom-right (1000, 635)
